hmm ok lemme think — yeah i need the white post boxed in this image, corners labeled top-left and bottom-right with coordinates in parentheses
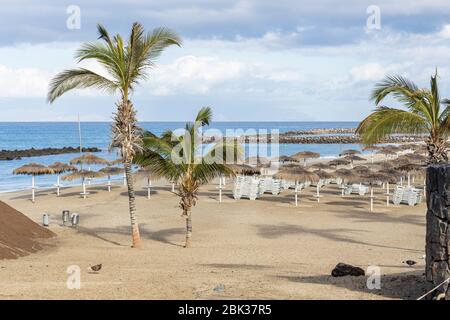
top-left (386, 182), bottom-right (390, 195)
top-left (88, 166), bottom-right (91, 185)
top-left (31, 175), bottom-right (35, 203)
top-left (400, 176), bottom-right (403, 186)
top-left (56, 175), bottom-right (60, 196)
top-left (147, 178), bottom-right (152, 199)
top-left (82, 179), bottom-right (86, 199)
top-left (371, 151), bottom-right (374, 164)
top-left (423, 178), bottom-right (426, 197)
top-left (107, 176), bottom-right (111, 192)
top-left (407, 173), bottom-right (411, 187)
top-left (316, 184), bottom-right (320, 203)
top-left (370, 187), bottom-right (374, 212)
top-left (294, 182), bottom-right (298, 206)
top-left (123, 173), bottom-right (126, 186)
top-left (172, 183), bottom-right (175, 193)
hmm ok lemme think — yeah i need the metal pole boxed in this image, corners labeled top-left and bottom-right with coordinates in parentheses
top-left (370, 187), bottom-right (374, 212)
top-left (57, 175), bottom-right (60, 196)
top-left (31, 175), bottom-right (35, 203)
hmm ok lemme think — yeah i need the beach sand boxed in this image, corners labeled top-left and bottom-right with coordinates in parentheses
top-left (0, 170), bottom-right (431, 300)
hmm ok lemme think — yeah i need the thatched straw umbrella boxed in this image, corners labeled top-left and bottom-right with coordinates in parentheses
top-left (310, 162), bottom-right (330, 170)
top-left (353, 165), bottom-right (370, 174)
top-left (378, 168), bottom-right (403, 204)
top-left (352, 171), bottom-right (389, 212)
top-left (245, 156), bottom-right (270, 167)
top-left (396, 163), bottom-right (426, 187)
top-left (100, 166), bottom-right (125, 192)
top-left (339, 149), bottom-right (361, 157)
top-left (377, 148), bottom-right (397, 161)
top-left (62, 170), bottom-right (104, 199)
top-left (334, 168), bottom-right (356, 196)
top-left (274, 167), bottom-right (319, 206)
top-left (13, 163), bottom-right (54, 203)
top-left (329, 158), bottom-right (351, 167)
top-left (109, 158), bottom-right (123, 165)
top-left (133, 167), bottom-right (161, 199)
top-left (343, 155), bottom-right (366, 168)
top-left (70, 153), bottom-right (109, 185)
top-left (48, 162), bottom-right (77, 196)
top-left (292, 151), bottom-right (320, 167)
top-left (313, 170), bottom-right (335, 202)
top-left (402, 153), bottom-right (427, 164)
top-left (277, 155), bottom-right (300, 164)
top-left (227, 164), bottom-right (261, 176)
top-left (363, 145), bottom-right (380, 163)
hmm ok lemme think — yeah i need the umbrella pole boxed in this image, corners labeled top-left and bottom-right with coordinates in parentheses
top-left (423, 178), bottom-right (426, 197)
top-left (82, 178), bottom-right (86, 199)
top-left (56, 174), bottom-right (60, 196)
top-left (400, 176), bottom-right (403, 186)
top-left (108, 176), bottom-right (111, 192)
top-left (172, 183), bottom-right (175, 193)
top-left (123, 173), bottom-right (127, 186)
top-left (407, 173), bottom-right (410, 187)
top-left (31, 175), bottom-right (35, 203)
top-left (370, 186), bottom-right (374, 212)
top-left (147, 178), bottom-right (152, 200)
top-left (316, 184), bottom-right (320, 203)
top-left (371, 151), bottom-right (374, 164)
top-left (294, 182), bottom-right (298, 207)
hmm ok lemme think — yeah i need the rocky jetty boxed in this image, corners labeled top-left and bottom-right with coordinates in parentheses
top-left (0, 147), bottom-right (101, 160)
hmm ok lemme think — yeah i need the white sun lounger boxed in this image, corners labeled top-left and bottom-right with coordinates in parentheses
top-left (392, 186), bottom-right (422, 206)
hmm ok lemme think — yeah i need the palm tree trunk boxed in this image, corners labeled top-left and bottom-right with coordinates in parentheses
top-left (427, 136), bottom-right (448, 164)
top-left (184, 208), bottom-right (192, 248)
top-left (124, 160), bottom-right (141, 248)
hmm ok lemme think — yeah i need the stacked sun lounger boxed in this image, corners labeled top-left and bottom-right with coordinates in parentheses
top-left (343, 183), bottom-right (369, 196)
top-left (259, 177), bottom-right (282, 195)
top-left (233, 176), bottom-right (262, 200)
top-left (392, 186), bottom-right (422, 206)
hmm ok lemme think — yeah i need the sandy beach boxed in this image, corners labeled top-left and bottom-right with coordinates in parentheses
top-left (0, 172), bottom-right (431, 300)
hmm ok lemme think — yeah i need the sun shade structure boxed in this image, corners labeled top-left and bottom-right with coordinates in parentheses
top-left (62, 170), bottom-right (104, 199)
top-left (274, 167), bottom-right (319, 206)
top-left (13, 163), bottom-right (54, 203)
top-left (342, 155), bottom-right (366, 168)
top-left (350, 171), bottom-right (389, 212)
top-left (328, 158), bottom-right (351, 167)
top-left (310, 162), bottom-right (331, 170)
top-left (227, 164), bottom-right (261, 176)
top-left (339, 149), bottom-right (361, 157)
top-left (70, 153), bottom-right (109, 166)
top-left (277, 155), bottom-right (300, 163)
top-left (353, 165), bottom-right (370, 174)
top-left (362, 145), bottom-right (380, 163)
top-left (134, 167), bottom-right (162, 199)
top-left (109, 158), bottom-right (124, 165)
top-left (49, 162), bottom-right (77, 196)
top-left (396, 163), bottom-right (426, 187)
top-left (100, 166), bottom-right (125, 192)
top-left (292, 151), bottom-right (320, 167)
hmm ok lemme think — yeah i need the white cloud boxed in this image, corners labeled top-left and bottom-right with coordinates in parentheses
top-left (0, 65), bottom-right (49, 98)
top-left (148, 55), bottom-right (243, 95)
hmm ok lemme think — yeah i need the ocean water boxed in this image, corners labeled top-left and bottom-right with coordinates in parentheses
top-left (0, 121), bottom-right (362, 192)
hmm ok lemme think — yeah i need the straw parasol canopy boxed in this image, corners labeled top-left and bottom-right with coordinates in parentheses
top-left (100, 166), bottom-right (124, 176)
top-left (48, 162), bottom-right (77, 174)
top-left (292, 151), bottom-right (320, 162)
top-left (378, 168), bottom-right (403, 184)
top-left (383, 145), bottom-right (402, 153)
top-left (109, 158), bottom-right (124, 165)
top-left (334, 168), bottom-right (355, 179)
top-left (13, 163), bottom-right (54, 176)
top-left (313, 169), bottom-right (335, 179)
top-left (362, 145), bottom-right (380, 152)
top-left (277, 155), bottom-right (299, 163)
top-left (13, 163), bottom-right (55, 203)
top-left (245, 156), bottom-right (270, 167)
top-left (310, 162), bottom-right (331, 170)
top-left (402, 153), bottom-right (427, 163)
top-left (377, 148), bottom-right (396, 156)
top-left (70, 153), bottom-right (109, 166)
top-left (396, 163), bottom-right (425, 173)
top-left (343, 155), bottom-right (366, 162)
top-left (274, 167), bottom-right (319, 183)
top-left (339, 149), bottom-right (361, 157)
top-left (353, 165), bottom-right (370, 174)
top-left (355, 171), bottom-right (389, 186)
top-left (62, 170), bottom-right (104, 181)
top-left (328, 158), bottom-right (351, 167)
top-left (227, 164), bottom-right (260, 176)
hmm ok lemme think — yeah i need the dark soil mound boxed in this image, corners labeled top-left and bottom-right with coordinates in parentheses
top-left (0, 201), bottom-right (55, 259)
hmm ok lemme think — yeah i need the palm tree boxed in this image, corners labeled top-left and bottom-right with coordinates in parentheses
top-left (135, 107), bottom-right (241, 248)
top-left (356, 72), bottom-right (449, 164)
top-left (47, 23), bottom-right (182, 248)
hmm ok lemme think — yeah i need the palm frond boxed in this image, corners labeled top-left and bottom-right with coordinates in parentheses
top-left (356, 107), bottom-right (428, 145)
top-left (47, 68), bottom-right (118, 103)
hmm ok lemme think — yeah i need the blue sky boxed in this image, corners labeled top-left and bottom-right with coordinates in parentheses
top-left (1, 0), bottom-right (450, 121)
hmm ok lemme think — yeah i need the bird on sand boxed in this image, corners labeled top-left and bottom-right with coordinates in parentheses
top-left (402, 260), bottom-right (417, 267)
top-left (88, 264), bottom-right (102, 273)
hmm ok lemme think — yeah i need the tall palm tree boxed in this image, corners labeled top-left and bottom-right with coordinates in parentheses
top-left (47, 23), bottom-right (182, 248)
top-left (356, 72), bottom-right (449, 164)
top-left (135, 107), bottom-right (241, 248)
